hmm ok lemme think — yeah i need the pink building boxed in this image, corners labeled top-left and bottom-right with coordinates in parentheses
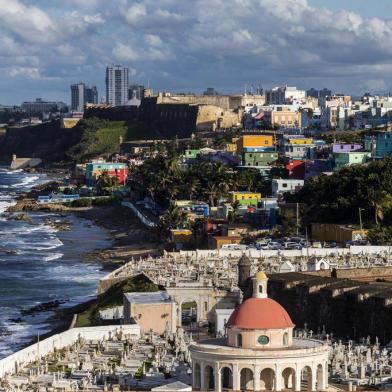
top-left (123, 291), bottom-right (176, 335)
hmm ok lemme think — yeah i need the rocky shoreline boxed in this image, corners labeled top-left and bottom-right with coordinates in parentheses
top-left (3, 188), bottom-right (162, 351)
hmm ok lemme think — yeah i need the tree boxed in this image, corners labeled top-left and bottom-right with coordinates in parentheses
top-left (159, 205), bottom-right (188, 239)
top-left (369, 190), bottom-right (392, 224)
top-left (96, 171), bottom-right (119, 194)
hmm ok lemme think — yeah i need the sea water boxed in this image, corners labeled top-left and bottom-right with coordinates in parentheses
top-left (0, 168), bottom-right (111, 357)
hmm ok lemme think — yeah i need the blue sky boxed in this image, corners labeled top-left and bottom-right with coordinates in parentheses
top-left (309, 0), bottom-right (392, 18)
top-left (2, 0), bottom-right (392, 104)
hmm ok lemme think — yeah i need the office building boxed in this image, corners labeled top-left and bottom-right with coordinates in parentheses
top-left (71, 83), bottom-right (98, 112)
top-left (21, 98), bottom-right (67, 116)
top-left (106, 65), bottom-right (129, 106)
top-left (128, 84), bottom-right (145, 100)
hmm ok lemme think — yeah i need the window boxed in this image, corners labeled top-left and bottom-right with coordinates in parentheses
top-left (259, 285), bottom-right (263, 293)
top-left (282, 183), bottom-right (288, 188)
top-left (258, 335), bottom-right (269, 345)
top-left (283, 332), bottom-right (289, 345)
top-left (204, 302), bottom-right (208, 311)
top-left (237, 334), bottom-right (243, 347)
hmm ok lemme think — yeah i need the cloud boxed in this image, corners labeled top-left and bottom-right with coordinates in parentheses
top-left (3, 0), bottom-right (392, 104)
top-left (8, 67), bottom-right (40, 79)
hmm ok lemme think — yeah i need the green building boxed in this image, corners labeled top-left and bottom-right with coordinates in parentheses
top-left (333, 151), bottom-right (371, 171)
top-left (242, 151), bottom-right (278, 167)
top-left (183, 149), bottom-right (200, 160)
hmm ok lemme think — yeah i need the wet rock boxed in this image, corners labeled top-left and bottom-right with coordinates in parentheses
top-left (21, 300), bottom-right (67, 316)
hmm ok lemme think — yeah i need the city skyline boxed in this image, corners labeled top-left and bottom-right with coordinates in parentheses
top-left (2, 0), bottom-right (392, 104)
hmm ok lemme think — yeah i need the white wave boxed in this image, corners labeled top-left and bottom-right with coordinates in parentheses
top-left (4, 169), bottom-right (23, 174)
top-left (11, 175), bottom-right (40, 188)
top-left (43, 253), bottom-right (64, 261)
top-left (0, 200), bottom-right (16, 214)
top-left (35, 239), bottom-right (64, 250)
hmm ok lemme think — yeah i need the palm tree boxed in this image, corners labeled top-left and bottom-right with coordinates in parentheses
top-left (159, 205), bottom-right (188, 239)
top-left (370, 191), bottom-right (392, 224)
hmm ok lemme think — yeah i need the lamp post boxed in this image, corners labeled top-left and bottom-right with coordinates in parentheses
top-left (358, 208), bottom-right (364, 233)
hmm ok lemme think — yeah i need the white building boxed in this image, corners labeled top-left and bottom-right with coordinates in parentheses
top-left (106, 65), bottom-right (129, 106)
top-left (271, 179), bottom-right (304, 197)
top-left (307, 257), bottom-right (331, 272)
top-left (265, 86), bottom-right (306, 105)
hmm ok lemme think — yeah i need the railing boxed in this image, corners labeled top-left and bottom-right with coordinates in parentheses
top-left (121, 201), bottom-right (157, 227)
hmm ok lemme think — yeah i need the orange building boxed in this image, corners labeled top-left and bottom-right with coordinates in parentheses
top-left (236, 135), bottom-right (274, 153)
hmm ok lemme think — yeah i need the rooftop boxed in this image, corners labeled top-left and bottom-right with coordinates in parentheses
top-left (124, 291), bottom-right (171, 304)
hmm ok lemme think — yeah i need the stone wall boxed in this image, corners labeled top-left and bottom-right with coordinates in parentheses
top-left (139, 98), bottom-right (199, 138)
top-left (155, 94), bottom-right (265, 110)
top-left (268, 272), bottom-right (392, 343)
top-left (305, 266), bottom-right (392, 281)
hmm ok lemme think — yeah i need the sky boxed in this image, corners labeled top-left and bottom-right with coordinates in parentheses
top-left (2, 0), bottom-right (392, 104)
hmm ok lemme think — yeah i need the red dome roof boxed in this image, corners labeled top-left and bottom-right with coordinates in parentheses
top-left (227, 298), bottom-right (295, 330)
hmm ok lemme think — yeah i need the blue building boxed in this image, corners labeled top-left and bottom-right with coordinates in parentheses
top-left (375, 131), bottom-right (392, 157)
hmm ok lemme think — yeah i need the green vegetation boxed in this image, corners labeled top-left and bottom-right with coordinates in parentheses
top-left (129, 152), bottom-right (269, 208)
top-left (75, 274), bottom-right (160, 328)
top-left (287, 158), bottom-right (392, 244)
top-left (66, 118), bottom-right (157, 162)
top-left (65, 196), bottom-right (120, 208)
top-left (67, 119), bottom-right (128, 162)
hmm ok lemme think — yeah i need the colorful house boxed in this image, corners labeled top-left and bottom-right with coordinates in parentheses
top-left (183, 149), bottom-right (200, 160)
top-left (333, 151), bottom-right (371, 171)
top-left (242, 151), bottom-right (278, 167)
top-left (174, 200), bottom-right (209, 218)
top-left (236, 135), bottom-right (274, 153)
top-left (229, 192), bottom-right (262, 206)
top-left (332, 143), bottom-right (363, 153)
top-left (285, 160), bottom-right (306, 179)
top-left (85, 161), bottom-right (128, 186)
top-left (281, 136), bottom-right (316, 160)
top-left (375, 131), bottom-right (392, 157)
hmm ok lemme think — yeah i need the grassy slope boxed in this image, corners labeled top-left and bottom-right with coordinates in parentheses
top-left (75, 274), bottom-right (160, 328)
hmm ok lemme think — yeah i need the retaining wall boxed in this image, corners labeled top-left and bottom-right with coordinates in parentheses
top-left (0, 325), bottom-right (140, 378)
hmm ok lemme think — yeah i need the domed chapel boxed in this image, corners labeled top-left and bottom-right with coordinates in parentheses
top-left (189, 272), bottom-right (329, 391)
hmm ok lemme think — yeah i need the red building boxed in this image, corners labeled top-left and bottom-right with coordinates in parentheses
top-left (285, 160), bottom-right (305, 180)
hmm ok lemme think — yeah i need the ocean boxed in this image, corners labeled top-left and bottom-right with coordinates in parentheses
top-left (0, 168), bottom-right (112, 358)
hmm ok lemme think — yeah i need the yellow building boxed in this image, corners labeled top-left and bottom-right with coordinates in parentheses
top-left (237, 135), bottom-right (274, 153)
top-left (170, 229), bottom-right (193, 244)
top-left (271, 109), bottom-right (301, 128)
top-left (225, 137), bottom-right (239, 152)
top-left (229, 192), bottom-right (262, 206)
top-left (311, 223), bottom-right (368, 243)
top-left (288, 138), bottom-right (314, 145)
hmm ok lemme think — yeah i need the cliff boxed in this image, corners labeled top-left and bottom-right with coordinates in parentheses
top-left (0, 120), bottom-right (81, 164)
top-left (0, 118), bottom-right (156, 165)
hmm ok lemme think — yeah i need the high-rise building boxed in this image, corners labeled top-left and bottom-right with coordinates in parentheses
top-left (106, 65), bottom-right (129, 106)
top-left (128, 84), bottom-right (145, 100)
top-left (71, 83), bottom-right (98, 112)
top-left (306, 88), bottom-right (332, 99)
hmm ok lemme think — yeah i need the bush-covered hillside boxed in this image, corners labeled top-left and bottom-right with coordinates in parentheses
top-left (286, 158), bottom-right (392, 243)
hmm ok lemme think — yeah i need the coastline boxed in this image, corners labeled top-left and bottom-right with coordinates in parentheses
top-left (4, 197), bottom-right (162, 353)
